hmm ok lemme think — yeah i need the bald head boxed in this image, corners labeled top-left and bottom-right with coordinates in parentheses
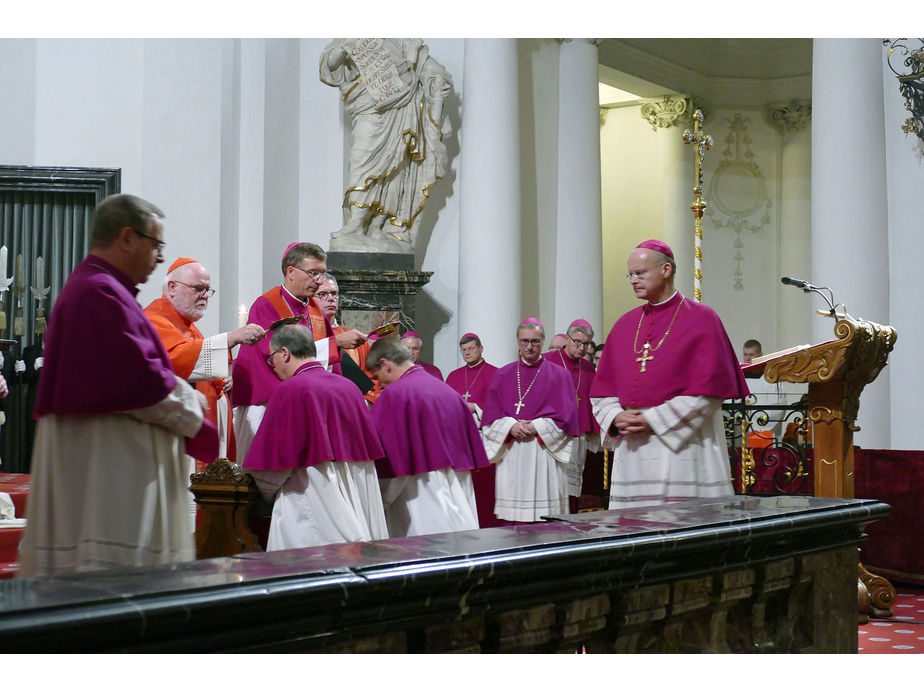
top-left (627, 247), bottom-right (676, 304)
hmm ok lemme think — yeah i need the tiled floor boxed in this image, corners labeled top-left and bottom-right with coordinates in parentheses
top-left (858, 584), bottom-right (924, 653)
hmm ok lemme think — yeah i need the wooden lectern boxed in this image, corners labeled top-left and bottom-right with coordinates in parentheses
top-left (743, 314), bottom-right (898, 619)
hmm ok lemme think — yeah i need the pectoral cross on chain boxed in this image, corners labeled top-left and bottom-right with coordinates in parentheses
top-left (636, 342), bottom-right (654, 372)
top-left (515, 400), bottom-right (525, 415)
top-left (462, 392), bottom-right (471, 402)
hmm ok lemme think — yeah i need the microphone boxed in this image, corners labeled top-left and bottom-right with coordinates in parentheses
top-left (781, 276), bottom-right (839, 316)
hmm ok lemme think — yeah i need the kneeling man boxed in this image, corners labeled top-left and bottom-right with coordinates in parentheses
top-left (243, 325), bottom-right (388, 550)
top-left (366, 337), bottom-right (489, 537)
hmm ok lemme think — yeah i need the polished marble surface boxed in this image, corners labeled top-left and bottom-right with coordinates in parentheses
top-left (0, 495), bottom-right (888, 619)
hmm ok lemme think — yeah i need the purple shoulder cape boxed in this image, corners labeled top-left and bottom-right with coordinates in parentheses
top-left (36, 255), bottom-right (177, 415)
top-left (481, 356), bottom-right (581, 436)
top-left (371, 366), bottom-right (491, 478)
top-left (243, 363), bottom-right (384, 470)
top-left (590, 292), bottom-right (750, 406)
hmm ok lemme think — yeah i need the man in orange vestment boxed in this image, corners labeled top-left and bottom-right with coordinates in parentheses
top-left (145, 257), bottom-right (266, 468)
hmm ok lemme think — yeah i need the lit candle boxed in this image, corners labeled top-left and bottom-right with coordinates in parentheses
top-left (238, 304), bottom-right (247, 328)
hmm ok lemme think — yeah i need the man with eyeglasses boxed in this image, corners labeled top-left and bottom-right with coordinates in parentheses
top-left (543, 319), bottom-right (601, 508)
top-left (231, 242), bottom-right (368, 460)
top-left (481, 318), bottom-right (580, 523)
top-left (315, 273), bottom-right (380, 404)
top-left (590, 239), bottom-right (749, 509)
top-left (19, 194), bottom-right (218, 576)
top-left (145, 257), bottom-right (266, 484)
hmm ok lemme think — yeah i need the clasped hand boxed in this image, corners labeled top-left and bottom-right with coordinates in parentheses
top-left (612, 409), bottom-right (650, 437)
top-left (510, 420), bottom-right (537, 441)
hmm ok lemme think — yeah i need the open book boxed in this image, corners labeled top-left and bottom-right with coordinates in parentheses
top-left (742, 344), bottom-right (812, 370)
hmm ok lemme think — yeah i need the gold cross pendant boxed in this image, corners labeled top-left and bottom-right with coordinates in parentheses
top-left (636, 342), bottom-right (654, 372)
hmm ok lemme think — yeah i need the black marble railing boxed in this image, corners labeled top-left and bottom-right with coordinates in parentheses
top-left (724, 398), bottom-right (813, 495)
top-left (0, 496), bottom-right (888, 653)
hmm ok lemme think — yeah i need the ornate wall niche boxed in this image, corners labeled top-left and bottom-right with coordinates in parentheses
top-left (705, 114), bottom-right (771, 290)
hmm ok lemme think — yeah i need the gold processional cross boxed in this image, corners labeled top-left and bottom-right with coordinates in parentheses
top-left (682, 109), bottom-right (712, 305)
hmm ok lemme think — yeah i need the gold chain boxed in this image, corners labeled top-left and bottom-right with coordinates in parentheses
top-left (633, 297), bottom-right (685, 355)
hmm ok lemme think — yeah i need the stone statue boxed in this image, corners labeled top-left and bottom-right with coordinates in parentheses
top-left (321, 38), bottom-right (453, 254)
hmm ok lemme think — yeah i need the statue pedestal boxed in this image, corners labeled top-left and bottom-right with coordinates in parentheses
top-left (327, 252), bottom-right (432, 334)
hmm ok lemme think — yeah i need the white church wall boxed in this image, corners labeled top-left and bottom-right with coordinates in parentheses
top-left (262, 39), bottom-right (302, 299)
top-left (882, 49), bottom-right (924, 450)
top-left (520, 39), bottom-right (560, 337)
top-left (600, 104), bottom-right (693, 333)
top-left (218, 38), bottom-right (267, 336)
top-left (138, 39), bottom-right (226, 334)
top-left (699, 107), bottom-right (782, 360)
top-left (19, 38), bottom-right (230, 338)
top-left (409, 37), bottom-right (464, 376)
top-left (0, 39), bottom-right (37, 164)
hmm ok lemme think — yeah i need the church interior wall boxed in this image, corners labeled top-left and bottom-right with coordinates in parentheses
top-left (699, 106), bottom-right (784, 359)
top-left (2, 37), bottom-right (919, 451)
top-left (409, 38), bottom-right (464, 375)
top-left (882, 53), bottom-right (924, 450)
top-left (519, 39), bottom-right (559, 336)
top-left (262, 39), bottom-right (303, 302)
top-left (600, 104), bottom-right (695, 329)
top-left (0, 39), bottom-right (37, 164)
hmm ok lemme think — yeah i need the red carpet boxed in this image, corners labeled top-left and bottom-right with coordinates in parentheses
top-left (858, 584), bottom-right (924, 653)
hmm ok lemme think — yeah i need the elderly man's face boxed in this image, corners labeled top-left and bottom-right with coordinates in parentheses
top-left (315, 277), bottom-right (339, 320)
top-left (564, 330), bottom-right (592, 361)
top-left (517, 326), bottom-right (543, 364)
top-left (402, 337), bottom-right (422, 363)
top-left (169, 262), bottom-right (212, 322)
top-left (460, 340), bottom-right (483, 365)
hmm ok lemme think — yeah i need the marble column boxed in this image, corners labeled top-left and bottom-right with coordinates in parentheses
top-left (554, 38), bottom-right (603, 337)
top-left (458, 39), bottom-right (522, 364)
top-left (811, 39), bottom-right (890, 448)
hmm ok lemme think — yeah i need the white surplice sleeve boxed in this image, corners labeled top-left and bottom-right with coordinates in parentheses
top-left (481, 416), bottom-right (517, 462)
top-left (532, 417), bottom-right (575, 465)
top-left (591, 396), bottom-right (624, 449)
top-left (128, 375), bottom-right (205, 438)
top-left (642, 395), bottom-right (723, 453)
top-left (189, 333), bottom-right (230, 382)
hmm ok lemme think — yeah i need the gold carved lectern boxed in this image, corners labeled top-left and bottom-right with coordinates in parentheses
top-left (744, 314), bottom-right (898, 619)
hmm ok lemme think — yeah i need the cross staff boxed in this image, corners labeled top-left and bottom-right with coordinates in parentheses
top-left (682, 109), bottom-right (713, 304)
